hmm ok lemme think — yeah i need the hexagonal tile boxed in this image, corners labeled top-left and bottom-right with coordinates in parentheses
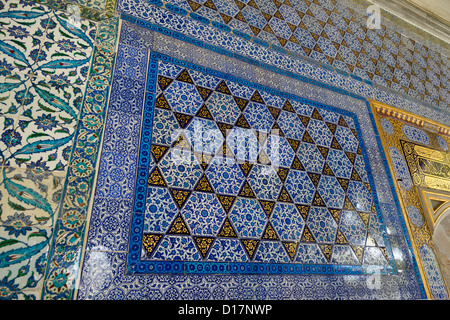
top-left (263, 134), bottom-right (295, 168)
top-left (159, 149), bottom-right (203, 189)
top-left (277, 110), bottom-right (305, 140)
top-left (144, 186), bottom-right (178, 233)
top-left (340, 210), bottom-right (367, 246)
top-left (271, 202), bottom-right (305, 241)
top-left (347, 181), bottom-right (373, 212)
top-left (205, 157), bottom-right (245, 196)
top-left (229, 197), bottom-right (267, 238)
top-left (296, 143), bottom-right (325, 174)
top-left (205, 91), bottom-right (241, 125)
top-left (335, 126), bottom-right (359, 153)
top-left (284, 169), bottom-right (316, 205)
top-left (164, 80), bottom-right (204, 115)
top-left (318, 175), bottom-right (345, 209)
top-left (307, 207), bottom-right (338, 244)
top-left (306, 119), bottom-right (333, 147)
top-left (185, 118), bottom-right (224, 155)
top-left (243, 102), bottom-right (275, 132)
top-left (181, 191), bottom-right (226, 236)
top-left (326, 149), bottom-right (353, 179)
top-left (247, 164), bottom-right (283, 201)
top-left (151, 108), bottom-right (181, 146)
top-left (226, 127), bottom-right (259, 163)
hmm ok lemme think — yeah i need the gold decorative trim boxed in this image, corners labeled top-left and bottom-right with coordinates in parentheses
top-left (370, 99), bottom-right (450, 137)
top-left (417, 187), bottom-right (450, 233)
top-left (370, 99), bottom-right (450, 299)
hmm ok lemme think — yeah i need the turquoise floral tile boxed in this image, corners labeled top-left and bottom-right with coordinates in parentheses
top-left (0, 167), bottom-right (66, 229)
top-left (0, 0), bottom-right (101, 300)
top-left (0, 167), bottom-right (66, 298)
top-left (0, 224), bottom-right (50, 300)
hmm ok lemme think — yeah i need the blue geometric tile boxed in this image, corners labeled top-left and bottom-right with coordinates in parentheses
top-left (301, 14), bottom-right (323, 35)
top-left (151, 108), bottom-right (181, 146)
top-left (205, 157), bottom-right (245, 195)
top-left (158, 149), bottom-right (203, 189)
top-left (164, 81), bottom-right (204, 115)
top-left (354, 155), bottom-right (369, 183)
top-left (86, 198), bottom-right (133, 252)
top-left (185, 118), bottom-right (224, 155)
top-left (335, 125), bottom-right (358, 153)
top-left (344, 32), bottom-right (361, 52)
top-left (307, 207), bottom-right (338, 243)
top-left (279, 4), bottom-right (301, 25)
top-left (158, 60), bottom-right (185, 78)
top-left (207, 239), bottom-right (249, 262)
top-left (95, 152), bottom-right (137, 199)
top-left (253, 241), bottom-right (290, 263)
top-left (317, 36), bottom-right (337, 58)
top-left (296, 142), bottom-right (325, 173)
top-left (277, 110), bottom-right (305, 140)
top-left (205, 92), bottom-right (241, 124)
top-left (241, 6), bottom-right (267, 29)
top-left (243, 102), bottom-right (275, 132)
top-left (144, 186), bottom-right (178, 233)
top-left (318, 175), bottom-right (345, 209)
top-left (362, 247), bottom-right (388, 266)
top-left (331, 245), bottom-right (359, 265)
top-left (226, 127), bottom-right (259, 163)
top-left (271, 203), bottom-right (305, 242)
top-left (326, 149), bottom-right (353, 179)
top-left (247, 164), bottom-right (282, 201)
top-left (213, 0), bottom-right (240, 16)
top-left (181, 192), bottom-right (226, 236)
top-left (368, 213), bottom-right (387, 247)
top-left (307, 119), bottom-right (333, 147)
top-left (109, 75), bottom-right (145, 115)
top-left (284, 169), bottom-right (316, 205)
top-left (347, 181), bottom-right (373, 213)
top-left (263, 134), bottom-right (295, 167)
top-left (102, 111), bottom-right (141, 155)
top-left (254, 0), bottom-right (277, 15)
top-left (114, 44), bottom-right (148, 81)
top-left (340, 210), bottom-right (367, 246)
top-left (295, 243), bottom-right (327, 264)
top-left (294, 27), bottom-right (316, 49)
top-left (259, 91), bottom-right (286, 109)
top-left (153, 235), bottom-right (201, 261)
top-left (229, 197), bottom-right (267, 238)
top-left (268, 17), bottom-right (292, 40)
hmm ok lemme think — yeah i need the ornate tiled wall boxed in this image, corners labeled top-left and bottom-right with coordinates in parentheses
top-left (0, 0), bottom-right (449, 300)
top-left (372, 101), bottom-right (450, 299)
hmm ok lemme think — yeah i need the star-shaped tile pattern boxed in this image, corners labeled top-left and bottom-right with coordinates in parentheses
top-left (141, 59), bottom-right (391, 267)
top-left (161, 0), bottom-right (449, 112)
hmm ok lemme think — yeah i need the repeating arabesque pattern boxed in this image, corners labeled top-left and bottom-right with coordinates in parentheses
top-left (143, 0), bottom-right (450, 113)
top-left (76, 15), bottom-right (433, 298)
top-left (0, 0), bottom-right (120, 299)
top-left (1, 0), bottom-right (447, 300)
top-left (0, 0), bottom-right (98, 299)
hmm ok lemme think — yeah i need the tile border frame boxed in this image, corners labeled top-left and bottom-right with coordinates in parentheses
top-left (125, 51), bottom-right (397, 276)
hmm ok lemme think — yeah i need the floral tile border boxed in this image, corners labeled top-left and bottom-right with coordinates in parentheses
top-left (39, 15), bottom-right (120, 299)
top-left (0, 0), bottom-right (109, 300)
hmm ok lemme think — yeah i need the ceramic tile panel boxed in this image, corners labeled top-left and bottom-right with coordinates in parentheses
top-left (0, 0), bottom-right (101, 300)
top-left (118, 0), bottom-right (450, 114)
top-left (2, 0), bottom-right (448, 300)
top-left (117, 0), bottom-right (450, 127)
top-left (75, 18), bottom-right (435, 299)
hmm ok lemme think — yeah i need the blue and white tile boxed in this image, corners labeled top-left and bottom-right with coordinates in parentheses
top-left (95, 152), bottom-right (138, 200)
